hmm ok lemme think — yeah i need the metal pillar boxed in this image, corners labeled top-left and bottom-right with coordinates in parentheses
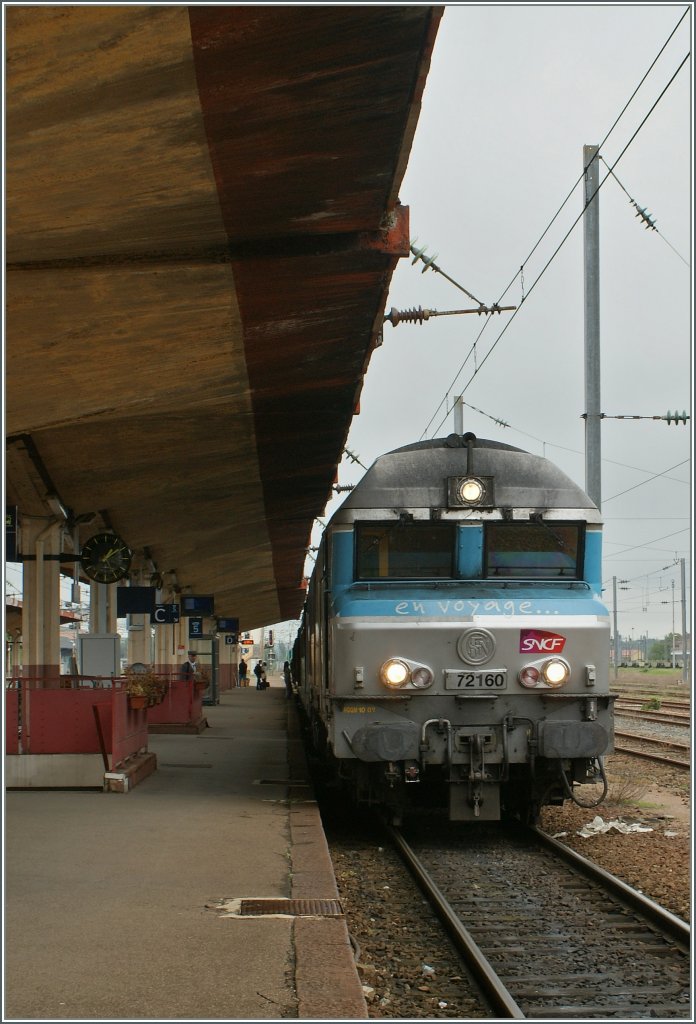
top-left (583, 144), bottom-right (602, 509)
top-left (21, 516), bottom-right (62, 682)
top-left (680, 558), bottom-right (689, 684)
top-left (612, 576), bottom-right (619, 681)
top-left (453, 395), bottom-right (464, 434)
top-left (89, 582), bottom-right (117, 634)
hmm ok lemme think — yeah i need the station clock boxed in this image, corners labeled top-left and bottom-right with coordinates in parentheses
top-left (80, 531), bottom-right (132, 584)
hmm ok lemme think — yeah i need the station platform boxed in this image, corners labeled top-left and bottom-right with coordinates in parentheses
top-left (3, 684), bottom-right (368, 1021)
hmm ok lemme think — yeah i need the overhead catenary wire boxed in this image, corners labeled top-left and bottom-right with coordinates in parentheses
top-left (603, 527), bottom-right (689, 559)
top-left (426, 50), bottom-right (690, 440)
top-left (599, 156), bottom-right (690, 266)
top-left (418, 12), bottom-right (690, 440)
top-left (450, 398), bottom-right (690, 488)
top-left (603, 460), bottom-right (690, 503)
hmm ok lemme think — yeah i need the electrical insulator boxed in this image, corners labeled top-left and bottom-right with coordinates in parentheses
top-left (386, 306), bottom-right (431, 326)
top-left (633, 204), bottom-right (657, 230)
top-left (665, 410), bottom-right (689, 425)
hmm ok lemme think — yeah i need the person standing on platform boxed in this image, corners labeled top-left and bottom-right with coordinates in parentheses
top-left (238, 657), bottom-right (248, 687)
top-left (253, 660), bottom-right (263, 689)
top-left (283, 661), bottom-right (293, 699)
top-left (181, 650), bottom-right (200, 680)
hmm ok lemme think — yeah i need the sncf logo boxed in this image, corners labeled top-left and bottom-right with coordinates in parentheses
top-left (519, 629), bottom-right (566, 653)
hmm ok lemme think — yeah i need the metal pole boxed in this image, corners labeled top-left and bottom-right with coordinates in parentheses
top-left (583, 145), bottom-right (602, 509)
top-left (680, 558), bottom-right (689, 685)
top-left (671, 580), bottom-right (676, 670)
top-left (612, 576), bottom-right (619, 681)
top-left (453, 395), bottom-right (464, 434)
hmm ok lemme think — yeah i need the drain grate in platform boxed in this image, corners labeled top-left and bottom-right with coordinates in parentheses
top-left (240, 898), bottom-right (344, 917)
top-left (161, 762), bottom-right (212, 769)
top-left (255, 778), bottom-right (308, 786)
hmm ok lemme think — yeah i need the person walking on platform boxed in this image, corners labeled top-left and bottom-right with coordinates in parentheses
top-left (253, 660), bottom-right (263, 689)
top-left (260, 662), bottom-right (269, 689)
top-left (283, 661), bottom-right (293, 700)
top-left (181, 650), bottom-right (200, 680)
top-left (238, 657), bottom-right (248, 687)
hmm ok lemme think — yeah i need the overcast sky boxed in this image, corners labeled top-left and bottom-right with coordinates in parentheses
top-left (313, 2), bottom-right (692, 644)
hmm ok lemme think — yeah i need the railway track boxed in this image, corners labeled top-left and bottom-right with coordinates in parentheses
top-left (612, 696), bottom-right (691, 711)
top-left (388, 822), bottom-right (690, 1019)
top-left (614, 706), bottom-right (690, 728)
top-left (614, 730), bottom-right (690, 769)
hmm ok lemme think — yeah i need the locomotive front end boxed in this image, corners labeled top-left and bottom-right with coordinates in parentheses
top-left (330, 610), bottom-right (612, 821)
top-left (299, 435), bottom-right (614, 824)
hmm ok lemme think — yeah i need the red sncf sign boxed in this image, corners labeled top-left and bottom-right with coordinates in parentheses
top-left (519, 629), bottom-right (566, 654)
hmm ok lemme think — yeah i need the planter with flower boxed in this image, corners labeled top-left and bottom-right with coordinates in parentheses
top-left (192, 669), bottom-right (210, 696)
top-left (124, 666), bottom-right (168, 709)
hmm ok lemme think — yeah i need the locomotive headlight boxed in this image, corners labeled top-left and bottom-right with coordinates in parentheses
top-left (379, 659), bottom-right (434, 690)
top-left (458, 477), bottom-right (484, 504)
top-left (381, 659), bottom-right (410, 688)
top-left (541, 658), bottom-right (570, 687)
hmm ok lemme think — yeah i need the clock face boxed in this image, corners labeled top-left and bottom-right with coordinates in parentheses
top-left (81, 532), bottom-right (132, 584)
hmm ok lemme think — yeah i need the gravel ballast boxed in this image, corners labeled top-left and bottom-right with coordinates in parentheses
top-left (326, 753), bottom-right (690, 1018)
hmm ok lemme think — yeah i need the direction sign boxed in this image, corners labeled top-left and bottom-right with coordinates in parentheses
top-left (151, 603), bottom-right (180, 625)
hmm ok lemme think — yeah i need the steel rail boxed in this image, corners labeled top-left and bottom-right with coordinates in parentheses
top-left (531, 827), bottom-right (690, 949)
top-left (385, 823), bottom-right (525, 1019)
top-left (614, 729), bottom-right (689, 750)
top-left (613, 743), bottom-right (690, 769)
top-left (615, 709), bottom-right (690, 726)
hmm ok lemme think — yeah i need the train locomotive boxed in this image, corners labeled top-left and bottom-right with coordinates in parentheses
top-left (293, 433), bottom-right (614, 823)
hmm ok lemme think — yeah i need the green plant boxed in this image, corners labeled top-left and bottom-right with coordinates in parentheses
top-left (124, 666), bottom-right (167, 704)
top-left (642, 696), bottom-right (661, 710)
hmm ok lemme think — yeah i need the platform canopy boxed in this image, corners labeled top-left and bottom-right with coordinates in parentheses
top-left (5, 5), bottom-right (442, 629)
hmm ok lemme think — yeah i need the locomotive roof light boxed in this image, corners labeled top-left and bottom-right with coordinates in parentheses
top-left (447, 475), bottom-right (495, 508)
top-left (379, 658), bottom-right (434, 690)
top-left (459, 478), bottom-right (484, 503)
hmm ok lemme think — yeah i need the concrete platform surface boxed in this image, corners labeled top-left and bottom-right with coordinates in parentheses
top-left (3, 685), bottom-right (367, 1021)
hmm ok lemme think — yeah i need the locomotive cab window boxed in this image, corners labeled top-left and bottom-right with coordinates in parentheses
top-left (484, 522), bottom-right (584, 578)
top-left (355, 522), bottom-right (456, 580)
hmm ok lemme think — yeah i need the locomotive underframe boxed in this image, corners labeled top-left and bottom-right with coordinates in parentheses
top-left (311, 690), bottom-right (614, 822)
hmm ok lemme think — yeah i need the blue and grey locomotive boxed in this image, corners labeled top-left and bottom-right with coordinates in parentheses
top-left (293, 433), bottom-right (614, 823)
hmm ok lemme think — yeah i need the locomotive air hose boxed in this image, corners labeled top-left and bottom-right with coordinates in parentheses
top-left (559, 756), bottom-right (608, 808)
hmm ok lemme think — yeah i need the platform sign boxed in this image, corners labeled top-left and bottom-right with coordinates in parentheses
top-left (188, 617), bottom-right (204, 639)
top-left (217, 617), bottom-right (239, 633)
top-left (151, 603), bottom-right (180, 625)
top-left (181, 594), bottom-right (214, 616)
top-left (224, 635), bottom-right (236, 646)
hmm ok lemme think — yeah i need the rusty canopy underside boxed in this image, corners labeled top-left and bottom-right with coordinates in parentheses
top-left (5, 5), bottom-right (442, 629)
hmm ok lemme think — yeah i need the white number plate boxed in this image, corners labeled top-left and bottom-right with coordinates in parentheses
top-left (445, 669), bottom-right (507, 691)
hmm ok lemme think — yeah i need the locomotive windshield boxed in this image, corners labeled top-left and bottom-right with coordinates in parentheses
top-left (355, 522), bottom-right (456, 579)
top-left (484, 522), bottom-right (584, 578)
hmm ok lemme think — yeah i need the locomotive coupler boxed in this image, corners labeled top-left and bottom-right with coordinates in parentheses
top-left (384, 761), bottom-right (400, 788)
